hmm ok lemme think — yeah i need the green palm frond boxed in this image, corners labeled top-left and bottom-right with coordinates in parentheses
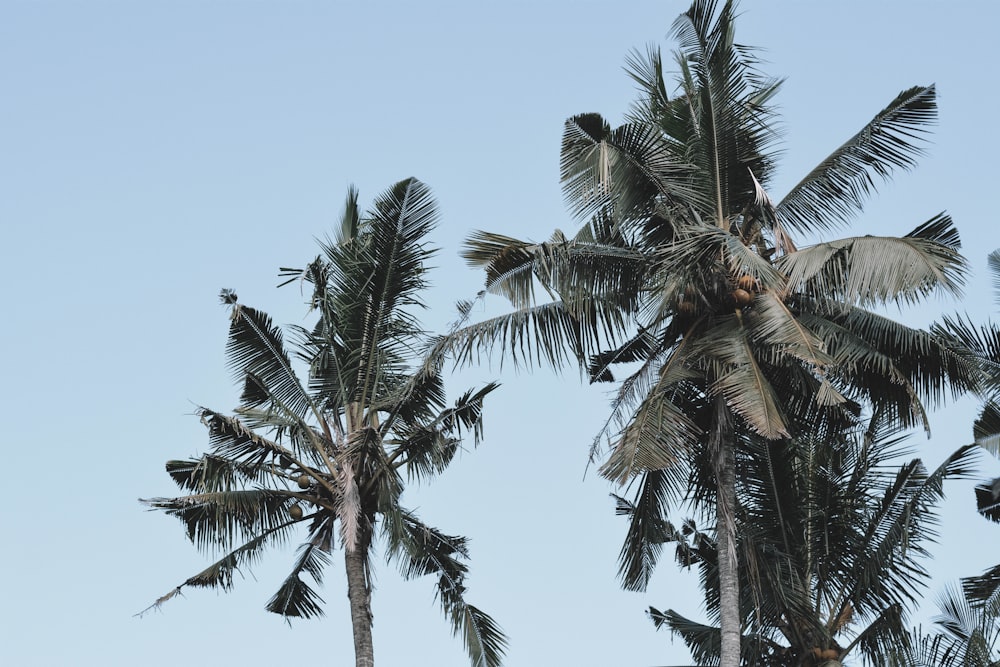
top-left (387, 383), bottom-right (497, 481)
top-left (600, 385), bottom-right (701, 484)
top-left (196, 408), bottom-right (323, 474)
top-left (650, 607), bottom-right (724, 667)
top-left (462, 229), bottom-right (648, 316)
top-left (265, 540), bottom-right (333, 619)
top-left (777, 84), bottom-right (937, 234)
top-left (694, 321), bottom-right (789, 439)
top-left (438, 300), bottom-right (594, 371)
top-left (143, 488), bottom-right (301, 552)
top-left (848, 603), bottom-right (910, 665)
top-left (136, 519), bottom-right (298, 618)
top-left (336, 184), bottom-right (361, 246)
top-left (964, 564), bottom-right (1000, 606)
top-left (801, 307), bottom-right (977, 432)
top-left (165, 454), bottom-right (267, 493)
top-left (746, 291), bottom-right (833, 370)
top-left (613, 469), bottom-right (678, 591)
top-left (560, 113), bottom-right (696, 225)
top-left (382, 509), bottom-right (507, 667)
top-left (975, 401), bottom-right (1000, 455)
top-left (929, 583), bottom-right (1000, 666)
top-left (447, 603), bottom-right (507, 667)
top-left (223, 300), bottom-right (322, 426)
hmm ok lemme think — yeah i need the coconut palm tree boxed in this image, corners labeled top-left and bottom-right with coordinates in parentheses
top-left (445, 2), bottom-right (975, 664)
top-left (141, 178), bottom-right (507, 667)
top-left (632, 418), bottom-right (980, 666)
top-left (933, 249), bottom-right (1000, 605)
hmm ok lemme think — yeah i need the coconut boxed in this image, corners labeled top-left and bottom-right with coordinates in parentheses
top-left (289, 504), bottom-right (303, 520)
top-left (296, 474), bottom-right (311, 489)
top-left (733, 288), bottom-right (753, 306)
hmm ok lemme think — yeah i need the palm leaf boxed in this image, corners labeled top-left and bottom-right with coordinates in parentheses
top-left (382, 509), bottom-right (507, 667)
top-left (779, 214), bottom-right (966, 307)
top-left (776, 85), bottom-right (937, 234)
top-left (224, 300), bottom-right (320, 424)
top-left (613, 470), bottom-right (678, 591)
top-left (265, 538), bottom-right (334, 619)
top-left (142, 488), bottom-right (299, 552)
top-left (136, 522), bottom-right (293, 617)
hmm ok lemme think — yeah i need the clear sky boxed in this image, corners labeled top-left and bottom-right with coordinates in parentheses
top-left (3, 1), bottom-right (999, 665)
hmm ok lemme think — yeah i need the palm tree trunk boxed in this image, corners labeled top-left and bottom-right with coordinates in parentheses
top-left (712, 400), bottom-right (741, 667)
top-left (345, 524), bottom-right (375, 667)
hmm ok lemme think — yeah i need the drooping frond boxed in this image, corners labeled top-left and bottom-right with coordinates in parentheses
top-left (437, 300), bottom-right (594, 372)
top-left (695, 319), bottom-right (789, 439)
top-left (265, 540), bottom-right (333, 619)
top-left (136, 521), bottom-right (295, 617)
top-left (777, 85), bottom-right (937, 234)
top-left (196, 408), bottom-right (322, 475)
top-left (745, 291), bottom-right (833, 370)
top-left (650, 606), bottom-right (724, 667)
top-left (779, 213), bottom-right (967, 307)
top-left (613, 470), bottom-right (678, 591)
top-left (382, 509), bottom-right (507, 667)
top-left (142, 488), bottom-right (301, 553)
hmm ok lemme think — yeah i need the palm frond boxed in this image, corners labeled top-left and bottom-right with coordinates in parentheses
top-left (651, 606), bottom-right (723, 667)
top-left (437, 300), bottom-right (595, 371)
top-left (776, 85), bottom-right (937, 234)
top-left (142, 488), bottom-right (300, 552)
top-left (461, 229), bottom-right (648, 316)
top-left (382, 509), bottom-right (507, 667)
top-left (136, 522), bottom-right (293, 617)
top-left (779, 213), bottom-right (967, 308)
top-left (975, 401), bottom-right (1000, 455)
top-left (696, 320), bottom-right (789, 439)
top-left (265, 539), bottom-right (334, 619)
top-left (613, 470), bottom-right (678, 591)
top-left (224, 300), bottom-right (320, 424)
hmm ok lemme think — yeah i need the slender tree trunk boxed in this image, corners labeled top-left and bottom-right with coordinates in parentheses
top-left (712, 399), bottom-right (741, 667)
top-left (345, 523), bottom-right (374, 667)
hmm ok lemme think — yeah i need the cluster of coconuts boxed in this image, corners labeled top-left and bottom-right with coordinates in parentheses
top-left (731, 274), bottom-right (757, 307)
top-left (288, 473), bottom-right (313, 520)
top-left (809, 647), bottom-right (841, 663)
top-left (676, 274), bottom-right (759, 314)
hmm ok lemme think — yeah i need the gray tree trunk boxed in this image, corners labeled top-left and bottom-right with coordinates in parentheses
top-left (345, 524), bottom-right (375, 667)
top-left (712, 400), bottom-right (740, 667)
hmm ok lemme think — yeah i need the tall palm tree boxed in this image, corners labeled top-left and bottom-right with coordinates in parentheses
top-left (141, 178), bottom-right (507, 667)
top-left (446, 2), bottom-right (975, 664)
top-left (633, 419), bottom-right (980, 666)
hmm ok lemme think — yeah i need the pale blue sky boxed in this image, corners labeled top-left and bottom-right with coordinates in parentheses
top-left (3, 1), bottom-right (999, 665)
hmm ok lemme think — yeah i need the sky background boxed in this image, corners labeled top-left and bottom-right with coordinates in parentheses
top-left (3, 1), bottom-right (999, 665)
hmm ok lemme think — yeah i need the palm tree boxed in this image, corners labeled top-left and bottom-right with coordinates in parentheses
top-left (633, 418), bottom-right (980, 666)
top-left (141, 178), bottom-right (507, 667)
top-left (934, 248), bottom-right (1000, 605)
top-left (446, 2), bottom-right (975, 664)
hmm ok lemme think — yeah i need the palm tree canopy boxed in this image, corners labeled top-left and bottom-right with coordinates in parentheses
top-left (141, 178), bottom-right (507, 667)
top-left (636, 422), bottom-right (980, 666)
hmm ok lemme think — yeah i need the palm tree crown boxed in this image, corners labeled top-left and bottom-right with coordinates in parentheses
top-left (142, 178), bottom-right (507, 667)
top-left (636, 421), bottom-right (980, 666)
